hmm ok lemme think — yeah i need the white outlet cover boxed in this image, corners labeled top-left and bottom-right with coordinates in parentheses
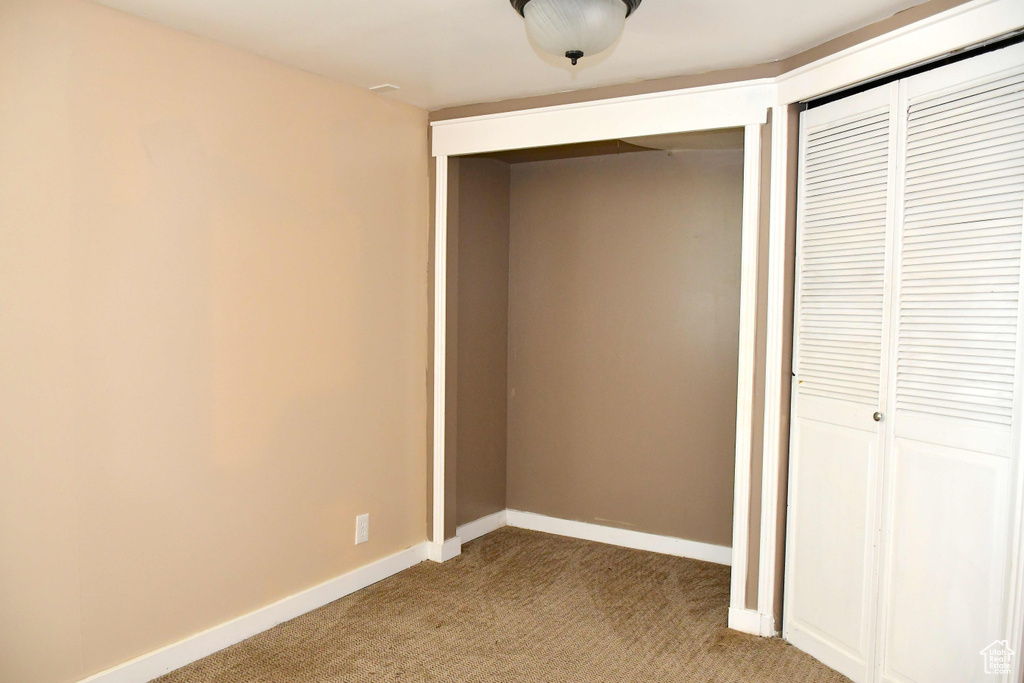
top-left (355, 514), bottom-right (369, 545)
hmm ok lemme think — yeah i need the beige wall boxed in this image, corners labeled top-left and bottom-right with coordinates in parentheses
top-left (0, 1), bottom-right (429, 681)
top-left (506, 149), bottom-right (744, 547)
top-left (454, 159), bottom-right (511, 527)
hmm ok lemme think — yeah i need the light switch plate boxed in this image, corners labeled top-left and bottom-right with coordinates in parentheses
top-left (355, 514), bottom-right (369, 544)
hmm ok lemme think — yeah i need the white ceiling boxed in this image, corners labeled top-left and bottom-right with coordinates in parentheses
top-left (91, 0), bottom-right (924, 110)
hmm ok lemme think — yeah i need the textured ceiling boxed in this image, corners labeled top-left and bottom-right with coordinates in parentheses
top-left (90, 0), bottom-right (925, 109)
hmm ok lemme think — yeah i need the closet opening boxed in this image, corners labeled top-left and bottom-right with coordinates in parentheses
top-left (439, 127), bottom-right (764, 625)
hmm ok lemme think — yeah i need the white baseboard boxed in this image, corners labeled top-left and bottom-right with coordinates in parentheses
top-left (75, 511), bottom-right (750, 682)
top-left (426, 536), bottom-right (462, 563)
top-left (505, 510), bottom-right (733, 566)
top-left (456, 510), bottom-right (507, 543)
top-left (759, 611), bottom-right (778, 638)
top-left (728, 607), bottom-right (777, 637)
top-left (78, 543), bottom-right (428, 683)
top-left (729, 607), bottom-right (762, 635)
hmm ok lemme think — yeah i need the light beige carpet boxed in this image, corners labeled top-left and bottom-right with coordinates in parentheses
top-left (156, 527), bottom-right (849, 682)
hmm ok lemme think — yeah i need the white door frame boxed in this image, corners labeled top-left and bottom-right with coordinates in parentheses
top-left (429, 83), bottom-right (771, 618)
top-left (428, 0), bottom-right (1024, 650)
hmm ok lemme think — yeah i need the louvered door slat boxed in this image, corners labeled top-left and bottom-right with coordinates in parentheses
top-left (911, 81), bottom-right (1024, 123)
top-left (905, 157), bottom-right (1024, 184)
top-left (909, 134), bottom-right (1024, 163)
top-left (909, 69), bottom-right (1024, 115)
top-left (895, 66), bottom-right (1024, 427)
top-left (807, 110), bottom-right (890, 142)
top-left (805, 134), bottom-right (890, 162)
top-left (910, 92), bottom-right (1024, 135)
top-left (907, 121), bottom-right (1024, 155)
top-left (803, 190), bottom-right (890, 213)
top-left (906, 177), bottom-right (1024, 202)
top-left (796, 100), bottom-right (890, 406)
top-left (806, 168), bottom-right (889, 193)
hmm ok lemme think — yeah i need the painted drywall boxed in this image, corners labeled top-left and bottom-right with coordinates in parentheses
top-left (506, 149), bottom-right (744, 547)
top-left (454, 159), bottom-right (512, 527)
top-left (0, 1), bottom-right (429, 681)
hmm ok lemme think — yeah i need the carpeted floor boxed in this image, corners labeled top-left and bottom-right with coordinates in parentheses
top-left (156, 527), bottom-right (849, 682)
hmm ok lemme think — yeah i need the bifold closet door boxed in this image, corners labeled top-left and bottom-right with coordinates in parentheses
top-left (783, 82), bottom-right (896, 683)
top-left (786, 42), bottom-right (1024, 683)
top-left (877, 47), bottom-right (1024, 683)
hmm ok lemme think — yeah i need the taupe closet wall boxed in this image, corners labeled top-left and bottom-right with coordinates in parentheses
top-left (449, 146), bottom-right (751, 548)
top-left (506, 150), bottom-right (744, 546)
top-left (454, 158), bottom-right (511, 527)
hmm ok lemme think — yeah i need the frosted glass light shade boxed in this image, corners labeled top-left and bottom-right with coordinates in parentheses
top-left (523, 0), bottom-right (628, 63)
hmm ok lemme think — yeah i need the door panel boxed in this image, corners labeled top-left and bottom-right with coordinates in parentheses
top-left (876, 47), bottom-right (1024, 683)
top-left (785, 82), bottom-right (896, 683)
top-left (880, 441), bottom-right (1010, 683)
top-left (786, 409), bottom-right (880, 680)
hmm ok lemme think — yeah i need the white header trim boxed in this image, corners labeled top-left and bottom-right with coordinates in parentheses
top-left (432, 81), bottom-right (772, 156)
top-left (729, 123), bottom-right (763, 614)
top-left (431, 154), bottom-right (448, 548)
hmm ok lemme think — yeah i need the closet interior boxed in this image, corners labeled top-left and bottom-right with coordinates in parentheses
top-left (445, 130), bottom-right (750, 575)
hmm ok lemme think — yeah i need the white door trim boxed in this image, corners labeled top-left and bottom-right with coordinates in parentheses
top-left (430, 153), bottom-right (449, 555)
top-left (728, 122), bottom-right (763, 621)
top-left (428, 107), bottom-right (769, 620)
top-left (431, 80), bottom-right (773, 157)
top-left (755, 103), bottom-right (790, 637)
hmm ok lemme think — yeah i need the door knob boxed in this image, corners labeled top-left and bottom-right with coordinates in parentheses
top-left (873, 412), bottom-right (883, 422)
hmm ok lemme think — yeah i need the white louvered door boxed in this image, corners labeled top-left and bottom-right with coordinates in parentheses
top-left (786, 42), bottom-right (1024, 683)
top-left (876, 46), bottom-right (1024, 683)
top-left (784, 82), bottom-right (897, 683)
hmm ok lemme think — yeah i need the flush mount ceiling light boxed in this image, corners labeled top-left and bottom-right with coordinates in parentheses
top-left (511, 0), bottom-right (642, 66)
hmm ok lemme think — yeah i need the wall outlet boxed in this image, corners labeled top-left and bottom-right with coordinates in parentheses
top-left (355, 514), bottom-right (369, 545)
